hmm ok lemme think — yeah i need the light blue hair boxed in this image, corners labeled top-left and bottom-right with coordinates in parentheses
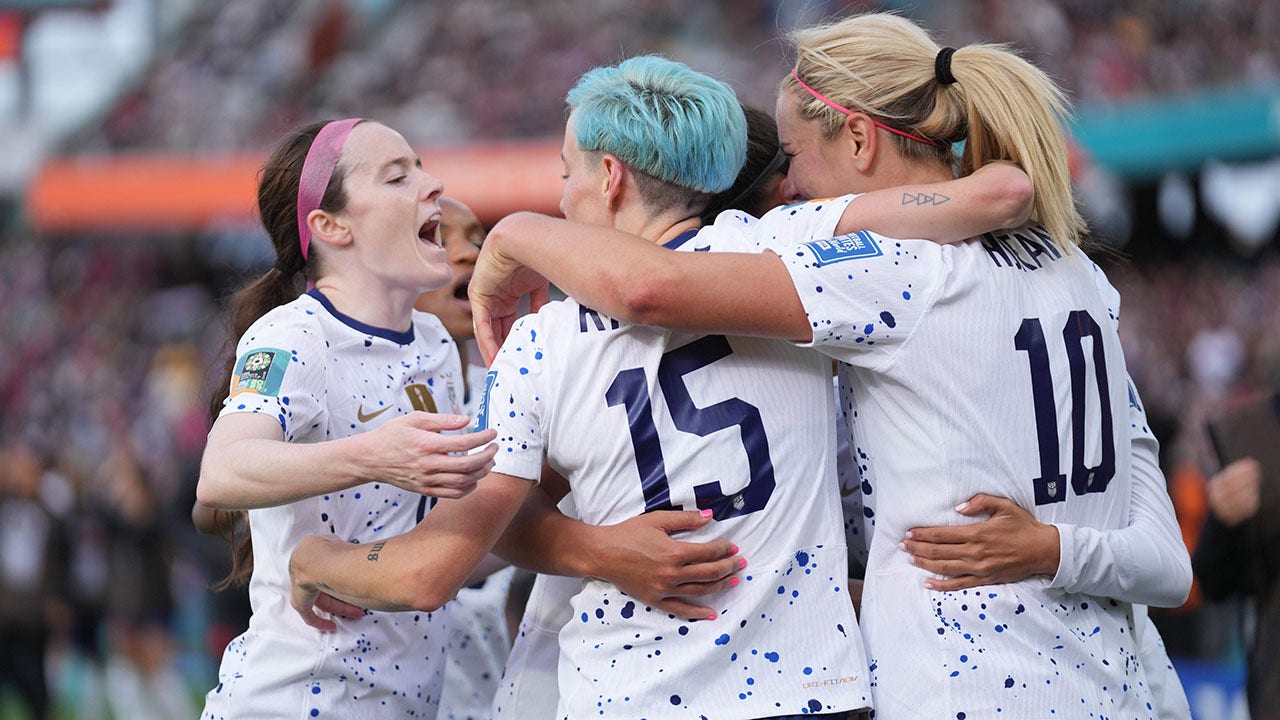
top-left (566, 55), bottom-right (746, 195)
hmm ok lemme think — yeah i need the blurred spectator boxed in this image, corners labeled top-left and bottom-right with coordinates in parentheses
top-left (62, 0), bottom-right (1279, 155)
top-left (1194, 456), bottom-right (1280, 719)
top-left (0, 441), bottom-right (69, 720)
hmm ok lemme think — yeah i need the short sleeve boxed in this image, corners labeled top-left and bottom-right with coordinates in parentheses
top-left (776, 231), bottom-right (947, 368)
top-left (482, 315), bottom-right (548, 483)
top-left (218, 312), bottom-right (327, 440)
top-left (750, 195), bottom-right (855, 253)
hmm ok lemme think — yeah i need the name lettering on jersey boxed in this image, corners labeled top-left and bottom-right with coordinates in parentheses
top-left (230, 347), bottom-right (290, 397)
top-left (475, 370), bottom-right (497, 430)
top-left (405, 383), bottom-right (438, 413)
top-left (802, 230), bottom-right (883, 267)
top-left (579, 305), bottom-right (620, 333)
top-left (981, 227), bottom-right (1063, 271)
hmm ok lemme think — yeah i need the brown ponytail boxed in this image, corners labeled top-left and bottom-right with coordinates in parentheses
top-left (206, 120), bottom-right (361, 588)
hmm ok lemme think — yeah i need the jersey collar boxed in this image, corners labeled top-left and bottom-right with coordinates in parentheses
top-left (661, 228), bottom-right (700, 250)
top-left (307, 289), bottom-right (416, 345)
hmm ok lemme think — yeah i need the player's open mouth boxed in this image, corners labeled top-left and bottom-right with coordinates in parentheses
top-left (418, 215), bottom-right (442, 247)
top-left (453, 274), bottom-right (472, 303)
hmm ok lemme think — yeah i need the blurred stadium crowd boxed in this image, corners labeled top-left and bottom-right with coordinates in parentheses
top-left (1, 0), bottom-right (1278, 717)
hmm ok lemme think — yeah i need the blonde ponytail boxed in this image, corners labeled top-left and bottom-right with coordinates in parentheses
top-left (785, 13), bottom-right (1087, 248)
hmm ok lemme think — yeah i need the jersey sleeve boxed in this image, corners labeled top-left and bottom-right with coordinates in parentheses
top-left (480, 315), bottom-right (547, 483)
top-left (1047, 376), bottom-right (1193, 607)
top-left (775, 232), bottom-right (946, 368)
top-left (750, 195), bottom-right (854, 253)
top-left (218, 311), bottom-right (327, 441)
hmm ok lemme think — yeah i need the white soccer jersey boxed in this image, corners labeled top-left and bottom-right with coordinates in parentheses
top-left (439, 352), bottom-right (517, 720)
top-left (481, 221), bottom-right (871, 719)
top-left (202, 289), bottom-right (462, 720)
top-left (758, 197), bottom-right (1159, 718)
top-left (492, 495), bottom-right (582, 720)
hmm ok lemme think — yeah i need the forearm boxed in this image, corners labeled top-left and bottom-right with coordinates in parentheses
top-left (1049, 434), bottom-right (1192, 607)
top-left (486, 213), bottom-right (807, 339)
top-left (493, 485), bottom-right (597, 577)
top-left (293, 472), bottom-right (534, 613)
top-left (839, 162), bottom-right (1033, 241)
top-left (197, 432), bottom-right (366, 510)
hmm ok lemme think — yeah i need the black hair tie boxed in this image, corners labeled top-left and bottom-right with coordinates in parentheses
top-left (273, 259), bottom-right (296, 276)
top-left (935, 47), bottom-right (957, 85)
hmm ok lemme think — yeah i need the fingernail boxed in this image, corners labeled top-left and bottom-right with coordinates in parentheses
top-left (898, 541), bottom-right (907, 551)
top-left (729, 577), bottom-right (740, 587)
top-left (908, 555), bottom-right (918, 566)
top-left (924, 581), bottom-right (936, 590)
top-left (700, 509), bottom-right (713, 519)
top-left (738, 558), bottom-right (747, 569)
top-left (730, 544), bottom-right (739, 554)
top-left (706, 613), bottom-right (718, 621)
top-left (955, 502), bottom-right (968, 512)
top-left (904, 530), bottom-right (914, 540)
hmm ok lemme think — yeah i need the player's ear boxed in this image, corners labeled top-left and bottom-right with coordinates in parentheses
top-left (843, 113), bottom-right (877, 174)
top-left (308, 209), bottom-right (353, 248)
top-left (600, 153), bottom-right (626, 211)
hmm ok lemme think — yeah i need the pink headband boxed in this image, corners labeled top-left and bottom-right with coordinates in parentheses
top-left (790, 69), bottom-right (940, 148)
top-left (297, 118), bottom-right (363, 261)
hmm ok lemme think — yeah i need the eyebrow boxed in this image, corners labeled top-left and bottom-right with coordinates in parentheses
top-left (377, 156), bottom-right (419, 174)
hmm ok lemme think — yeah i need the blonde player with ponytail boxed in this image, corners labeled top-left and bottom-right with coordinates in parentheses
top-left (471, 13), bottom-right (1189, 720)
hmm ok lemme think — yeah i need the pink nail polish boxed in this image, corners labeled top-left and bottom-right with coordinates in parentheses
top-left (700, 509), bottom-right (713, 519)
top-left (738, 558), bottom-right (748, 569)
top-left (706, 613), bottom-right (718, 621)
top-left (730, 544), bottom-right (739, 554)
top-left (730, 577), bottom-right (740, 587)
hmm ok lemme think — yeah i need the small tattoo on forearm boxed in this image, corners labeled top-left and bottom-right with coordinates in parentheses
top-left (902, 192), bottom-right (950, 206)
top-left (366, 541), bottom-right (387, 562)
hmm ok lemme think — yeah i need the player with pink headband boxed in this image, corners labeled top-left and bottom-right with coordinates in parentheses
top-left (196, 118), bottom-right (499, 718)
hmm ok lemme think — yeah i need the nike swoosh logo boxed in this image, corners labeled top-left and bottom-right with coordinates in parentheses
top-left (357, 405), bottom-right (393, 423)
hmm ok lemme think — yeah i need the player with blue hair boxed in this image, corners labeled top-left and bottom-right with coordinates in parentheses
top-left (566, 55), bottom-right (747, 200)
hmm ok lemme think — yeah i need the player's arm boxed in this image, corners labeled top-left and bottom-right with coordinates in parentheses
top-left (836, 161), bottom-right (1032, 238)
top-left (473, 166), bottom-right (1032, 361)
top-left (196, 410), bottom-right (497, 510)
top-left (493, 484), bottom-right (743, 620)
top-left (902, 378), bottom-right (1192, 607)
top-left (289, 470), bottom-right (534, 628)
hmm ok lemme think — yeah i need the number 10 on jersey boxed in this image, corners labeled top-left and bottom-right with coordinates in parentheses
top-left (1015, 310), bottom-right (1116, 506)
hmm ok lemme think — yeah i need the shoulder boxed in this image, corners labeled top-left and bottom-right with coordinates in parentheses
top-left (236, 294), bottom-right (328, 354)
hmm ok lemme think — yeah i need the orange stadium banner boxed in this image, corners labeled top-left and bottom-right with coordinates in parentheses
top-left (26, 140), bottom-right (565, 232)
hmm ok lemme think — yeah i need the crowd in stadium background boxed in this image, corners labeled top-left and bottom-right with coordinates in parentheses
top-left (0, 0), bottom-right (1278, 718)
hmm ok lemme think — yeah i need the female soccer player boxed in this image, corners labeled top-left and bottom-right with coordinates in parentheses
top-left (468, 15), bottom-right (1190, 720)
top-left (195, 119), bottom-right (499, 718)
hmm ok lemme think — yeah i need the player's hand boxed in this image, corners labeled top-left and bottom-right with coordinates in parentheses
top-left (471, 216), bottom-right (552, 365)
top-left (901, 493), bottom-right (1060, 591)
top-left (1207, 457), bottom-right (1262, 527)
top-left (289, 535), bottom-right (367, 632)
top-left (356, 412), bottom-right (498, 499)
top-left (589, 509), bottom-right (744, 620)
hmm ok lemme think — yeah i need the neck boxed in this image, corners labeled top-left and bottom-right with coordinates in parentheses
top-left (617, 212), bottom-right (702, 247)
top-left (311, 276), bottom-right (418, 332)
top-left (873, 155), bottom-right (955, 189)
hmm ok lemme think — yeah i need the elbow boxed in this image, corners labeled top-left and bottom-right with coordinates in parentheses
top-left (403, 567), bottom-right (461, 613)
top-left (195, 467), bottom-right (228, 510)
top-left (1146, 550), bottom-right (1194, 609)
top-left (614, 263), bottom-right (680, 327)
top-left (992, 166), bottom-right (1035, 228)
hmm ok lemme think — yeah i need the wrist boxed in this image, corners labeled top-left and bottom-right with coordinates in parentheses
top-left (1038, 521), bottom-right (1062, 576)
